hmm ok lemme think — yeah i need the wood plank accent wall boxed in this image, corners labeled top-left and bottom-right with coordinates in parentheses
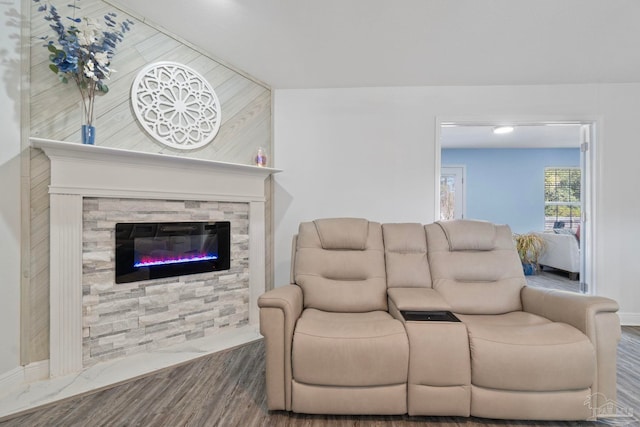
top-left (25, 0), bottom-right (273, 364)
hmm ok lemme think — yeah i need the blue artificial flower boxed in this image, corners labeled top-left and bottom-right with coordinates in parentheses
top-left (50, 49), bottom-right (78, 73)
top-left (33, 0), bottom-right (134, 126)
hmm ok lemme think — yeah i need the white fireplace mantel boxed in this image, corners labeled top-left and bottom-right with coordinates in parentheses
top-left (31, 138), bottom-right (280, 377)
top-left (31, 138), bottom-right (280, 201)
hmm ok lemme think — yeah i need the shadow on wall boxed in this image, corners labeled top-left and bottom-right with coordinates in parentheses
top-left (0, 153), bottom-right (20, 246)
top-left (273, 178), bottom-right (294, 286)
top-left (1, 1), bottom-right (23, 232)
top-left (1, 3), bottom-right (22, 125)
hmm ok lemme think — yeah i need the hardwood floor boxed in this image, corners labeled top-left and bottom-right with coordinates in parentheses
top-left (616, 327), bottom-right (640, 425)
top-left (2, 327), bottom-right (638, 427)
top-left (525, 270), bottom-right (581, 293)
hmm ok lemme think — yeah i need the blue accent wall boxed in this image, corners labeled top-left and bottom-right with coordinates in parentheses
top-left (441, 148), bottom-right (580, 233)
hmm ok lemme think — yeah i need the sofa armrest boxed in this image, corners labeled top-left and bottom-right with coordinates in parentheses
top-left (258, 284), bottom-right (303, 411)
top-left (521, 286), bottom-right (619, 334)
top-left (521, 286), bottom-right (621, 409)
top-left (258, 284), bottom-right (304, 319)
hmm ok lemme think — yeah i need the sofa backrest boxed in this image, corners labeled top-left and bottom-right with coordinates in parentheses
top-left (293, 218), bottom-right (387, 312)
top-left (425, 219), bottom-right (526, 314)
top-left (382, 223), bottom-right (432, 288)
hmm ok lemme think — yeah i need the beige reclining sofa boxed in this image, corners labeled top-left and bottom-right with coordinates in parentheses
top-left (258, 218), bottom-right (620, 420)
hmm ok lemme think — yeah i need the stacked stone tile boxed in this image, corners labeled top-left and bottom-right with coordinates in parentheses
top-left (82, 198), bottom-right (250, 365)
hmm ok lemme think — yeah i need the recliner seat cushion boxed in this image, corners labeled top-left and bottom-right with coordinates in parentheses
top-left (295, 219), bottom-right (387, 312)
top-left (293, 309), bottom-right (409, 387)
top-left (460, 313), bottom-right (595, 392)
top-left (426, 221), bottom-right (525, 314)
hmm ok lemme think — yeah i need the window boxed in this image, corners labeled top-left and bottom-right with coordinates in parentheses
top-left (544, 168), bottom-right (581, 231)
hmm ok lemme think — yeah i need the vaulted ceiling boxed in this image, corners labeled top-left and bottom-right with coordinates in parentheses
top-left (121, 0), bottom-right (640, 89)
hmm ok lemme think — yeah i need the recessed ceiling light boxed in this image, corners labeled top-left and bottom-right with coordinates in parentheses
top-left (493, 126), bottom-right (514, 135)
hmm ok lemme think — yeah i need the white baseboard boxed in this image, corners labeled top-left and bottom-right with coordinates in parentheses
top-left (24, 360), bottom-right (49, 383)
top-left (619, 312), bottom-right (640, 326)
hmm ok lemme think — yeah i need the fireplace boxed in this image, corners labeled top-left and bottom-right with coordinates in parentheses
top-left (33, 138), bottom-right (278, 377)
top-left (115, 221), bottom-right (231, 283)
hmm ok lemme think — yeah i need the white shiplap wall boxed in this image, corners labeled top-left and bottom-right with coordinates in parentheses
top-left (26, 0), bottom-right (272, 364)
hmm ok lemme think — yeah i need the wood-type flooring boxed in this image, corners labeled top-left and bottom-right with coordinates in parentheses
top-left (524, 269), bottom-right (581, 293)
top-left (1, 326), bottom-right (638, 427)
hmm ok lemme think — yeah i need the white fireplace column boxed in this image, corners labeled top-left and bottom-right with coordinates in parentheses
top-left (32, 138), bottom-right (280, 377)
top-left (49, 193), bottom-right (84, 376)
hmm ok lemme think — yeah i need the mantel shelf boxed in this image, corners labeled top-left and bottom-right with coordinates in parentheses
top-left (30, 138), bottom-right (281, 178)
top-left (30, 137), bottom-right (280, 202)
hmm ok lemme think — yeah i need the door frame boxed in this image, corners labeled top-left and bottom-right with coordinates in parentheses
top-left (434, 116), bottom-right (600, 295)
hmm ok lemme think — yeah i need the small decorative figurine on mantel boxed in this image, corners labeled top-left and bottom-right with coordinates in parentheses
top-left (255, 147), bottom-right (268, 167)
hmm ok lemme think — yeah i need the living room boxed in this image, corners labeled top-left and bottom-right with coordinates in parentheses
top-left (1, 0), bottom-right (639, 424)
top-left (440, 125), bottom-right (584, 286)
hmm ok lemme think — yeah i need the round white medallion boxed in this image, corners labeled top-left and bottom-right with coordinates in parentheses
top-left (131, 62), bottom-right (221, 150)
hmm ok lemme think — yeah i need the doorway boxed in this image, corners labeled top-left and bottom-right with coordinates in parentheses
top-left (437, 120), bottom-right (596, 294)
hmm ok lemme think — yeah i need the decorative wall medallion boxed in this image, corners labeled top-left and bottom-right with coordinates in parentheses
top-left (131, 62), bottom-right (221, 150)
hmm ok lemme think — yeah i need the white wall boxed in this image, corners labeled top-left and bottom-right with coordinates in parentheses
top-left (0, 0), bottom-right (23, 375)
top-left (273, 84), bottom-right (640, 324)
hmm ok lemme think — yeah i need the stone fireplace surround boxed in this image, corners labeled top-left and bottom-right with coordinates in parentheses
top-left (29, 138), bottom-right (279, 379)
top-left (82, 198), bottom-right (249, 367)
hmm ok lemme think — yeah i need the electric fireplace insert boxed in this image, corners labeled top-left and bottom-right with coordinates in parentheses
top-left (115, 221), bottom-right (231, 284)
